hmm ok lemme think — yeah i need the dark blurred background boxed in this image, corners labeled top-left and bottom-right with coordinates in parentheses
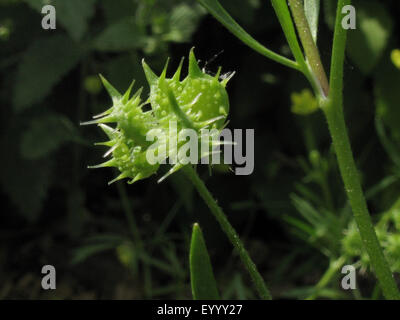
top-left (1, 0), bottom-right (400, 299)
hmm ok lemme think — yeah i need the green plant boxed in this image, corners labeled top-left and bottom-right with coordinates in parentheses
top-left (194, 0), bottom-right (400, 300)
top-left (84, 48), bottom-right (271, 300)
top-left (0, 0), bottom-right (206, 222)
top-left (83, 0), bottom-right (400, 300)
top-left (83, 49), bottom-right (231, 184)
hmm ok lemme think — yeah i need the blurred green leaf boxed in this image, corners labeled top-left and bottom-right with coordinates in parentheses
top-left (71, 234), bottom-right (125, 265)
top-left (304, 0), bottom-right (320, 43)
top-left (23, 0), bottom-right (96, 41)
top-left (190, 223), bottom-right (220, 300)
top-left (375, 55), bottom-right (400, 167)
top-left (347, 0), bottom-right (393, 75)
top-left (20, 113), bottom-right (83, 160)
top-left (93, 17), bottom-right (146, 52)
top-left (0, 158), bottom-right (52, 221)
top-left (375, 117), bottom-right (400, 169)
top-left (163, 4), bottom-right (205, 43)
top-left (375, 54), bottom-right (400, 144)
top-left (100, 0), bottom-right (137, 24)
top-left (71, 243), bottom-right (117, 265)
top-left (0, 18), bottom-right (11, 41)
top-left (99, 53), bottom-right (147, 104)
top-left (13, 34), bottom-right (82, 110)
top-left (0, 121), bottom-right (53, 221)
top-left (391, 49), bottom-right (400, 70)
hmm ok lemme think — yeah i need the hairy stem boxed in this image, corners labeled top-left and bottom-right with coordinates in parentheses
top-left (324, 101), bottom-right (400, 299)
top-left (183, 165), bottom-right (272, 300)
top-left (288, 0), bottom-right (329, 97)
top-left (323, 0), bottom-right (400, 299)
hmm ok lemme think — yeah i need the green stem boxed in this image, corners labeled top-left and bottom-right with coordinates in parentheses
top-left (323, 0), bottom-right (400, 300)
top-left (288, 0), bottom-right (330, 97)
top-left (270, 0), bottom-right (322, 99)
top-left (198, 0), bottom-right (300, 71)
top-left (183, 165), bottom-right (272, 300)
top-left (307, 256), bottom-right (345, 300)
top-left (324, 102), bottom-right (400, 299)
top-left (271, 0), bottom-right (306, 68)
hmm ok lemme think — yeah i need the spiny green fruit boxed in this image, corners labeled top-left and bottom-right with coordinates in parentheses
top-left (83, 49), bottom-right (233, 185)
top-left (83, 77), bottom-right (160, 184)
top-left (90, 123), bottom-right (160, 185)
top-left (143, 49), bottom-right (232, 131)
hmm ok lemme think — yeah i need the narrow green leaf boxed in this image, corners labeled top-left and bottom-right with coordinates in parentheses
top-left (71, 243), bottom-right (117, 265)
top-left (270, 0), bottom-right (306, 68)
top-left (20, 113), bottom-right (84, 160)
top-left (93, 17), bottom-right (146, 52)
top-left (347, 0), bottom-right (394, 75)
top-left (304, 0), bottom-right (320, 43)
top-left (190, 223), bottom-right (220, 300)
top-left (0, 121), bottom-right (53, 221)
top-left (196, 0), bottom-right (299, 70)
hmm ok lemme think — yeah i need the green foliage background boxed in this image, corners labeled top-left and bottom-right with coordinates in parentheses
top-left (0, 0), bottom-right (400, 299)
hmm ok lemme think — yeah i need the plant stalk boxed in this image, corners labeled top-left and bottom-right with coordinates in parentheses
top-left (286, 0), bottom-right (399, 299)
top-left (288, 0), bottom-right (329, 97)
top-left (324, 100), bottom-right (400, 299)
top-left (183, 165), bottom-right (272, 300)
top-left (323, 0), bottom-right (400, 299)
top-left (198, 0), bottom-right (300, 71)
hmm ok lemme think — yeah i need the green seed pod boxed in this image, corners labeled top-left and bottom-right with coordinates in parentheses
top-left (83, 76), bottom-right (160, 184)
top-left (83, 49), bottom-right (233, 184)
top-left (143, 48), bottom-right (232, 131)
top-left (90, 123), bottom-right (160, 185)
